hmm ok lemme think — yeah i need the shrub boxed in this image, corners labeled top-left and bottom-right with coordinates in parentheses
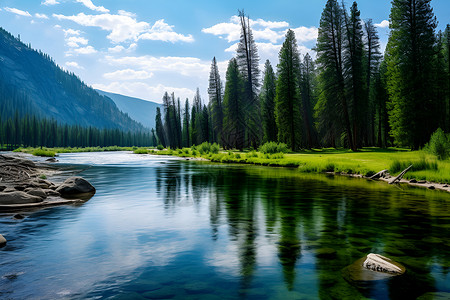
top-left (156, 145), bottom-right (164, 150)
top-left (133, 148), bottom-right (148, 154)
top-left (259, 142), bottom-right (289, 154)
top-left (32, 149), bottom-right (56, 157)
top-left (425, 128), bottom-right (449, 160)
top-left (210, 143), bottom-right (220, 154)
top-left (198, 142), bottom-right (211, 154)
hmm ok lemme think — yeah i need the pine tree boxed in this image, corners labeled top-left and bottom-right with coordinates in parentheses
top-left (182, 99), bottom-right (190, 147)
top-left (236, 10), bottom-right (261, 148)
top-left (223, 58), bottom-right (245, 150)
top-left (260, 60), bottom-right (277, 142)
top-left (386, 0), bottom-right (438, 148)
top-left (299, 53), bottom-right (319, 148)
top-left (275, 29), bottom-right (302, 151)
top-left (364, 18), bottom-right (382, 145)
top-left (316, 0), bottom-right (355, 150)
top-left (343, 1), bottom-right (366, 148)
top-left (208, 57), bottom-right (223, 145)
top-left (155, 107), bottom-right (166, 147)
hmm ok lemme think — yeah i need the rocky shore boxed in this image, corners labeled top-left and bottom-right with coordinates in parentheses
top-left (0, 154), bottom-right (95, 210)
top-left (0, 154), bottom-right (96, 247)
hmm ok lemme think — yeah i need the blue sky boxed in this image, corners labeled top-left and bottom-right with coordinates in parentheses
top-left (0, 0), bottom-right (449, 103)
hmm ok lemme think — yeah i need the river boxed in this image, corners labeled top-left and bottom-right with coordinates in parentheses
top-left (1, 151), bottom-right (449, 299)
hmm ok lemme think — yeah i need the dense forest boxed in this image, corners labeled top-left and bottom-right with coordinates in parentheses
top-left (156, 0), bottom-right (450, 151)
top-left (0, 112), bottom-right (153, 149)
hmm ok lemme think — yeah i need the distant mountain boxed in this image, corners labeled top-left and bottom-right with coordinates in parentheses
top-left (0, 27), bottom-right (145, 132)
top-left (96, 90), bottom-right (160, 130)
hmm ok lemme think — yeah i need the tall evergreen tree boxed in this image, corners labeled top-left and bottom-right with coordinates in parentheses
top-left (299, 53), bottom-right (319, 148)
top-left (155, 107), bottom-right (166, 147)
top-left (316, 0), bottom-right (355, 150)
top-left (386, 0), bottom-right (438, 148)
top-left (260, 60), bottom-right (277, 142)
top-left (182, 99), bottom-right (190, 147)
top-left (223, 58), bottom-right (245, 150)
top-left (275, 29), bottom-right (302, 151)
top-left (236, 10), bottom-right (261, 148)
top-left (364, 18), bottom-right (382, 145)
top-left (343, 1), bottom-right (366, 148)
top-left (208, 57), bottom-right (224, 145)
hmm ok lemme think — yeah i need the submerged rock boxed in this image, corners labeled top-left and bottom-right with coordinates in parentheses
top-left (56, 177), bottom-right (96, 197)
top-left (342, 253), bottom-right (405, 284)
top-left (362, 253), bottom-right (405, 275)
top-left (0, 191), bottom-right (44, 205)
top-left (13, 214), bottom-right (25, 219)
top-left (0, 234), bottom-right (6, 247)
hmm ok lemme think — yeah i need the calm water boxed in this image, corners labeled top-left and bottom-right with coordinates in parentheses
top-left (1, 152), bottom-right (450, 300)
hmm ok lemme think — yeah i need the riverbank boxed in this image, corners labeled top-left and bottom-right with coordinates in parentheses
top-left (137, 147), bottom-right (450, 192)
top-left (12, 146), bottom-right (138, 157)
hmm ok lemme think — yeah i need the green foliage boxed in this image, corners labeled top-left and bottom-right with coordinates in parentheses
top-left (390, 156), bottom-right (438, 174)
top-left (32, 149), bottom-right (56, 157)
top-left (275, 29), bottom-right (302, 150)
top-left (424, 128), bottom-right (450, 160)
top-left (39, 174), bottom-right (47, 180)
top-left (133, 148), bottom-right (149, 154)
top-left (156, 144), bottom-right (164, 150)
top-left (386, 0), bottom-right (439, 148)
top-left (258, 142), bottom-right (289, 154)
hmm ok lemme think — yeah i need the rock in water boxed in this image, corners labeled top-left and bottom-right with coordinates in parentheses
top-left (0, 191), bottom-right (44, 205)
top-left (56, 177), bottom-right (96, 197)
top-left (342, 254), bottom-right (405, 284)
top-left (0, 234), bottom-right (6, 247)
top-left (363, 253), bottom-right (405, 275)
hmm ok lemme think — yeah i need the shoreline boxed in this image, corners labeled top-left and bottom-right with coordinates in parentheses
top-left (153, 152), bottom-right (450, 194)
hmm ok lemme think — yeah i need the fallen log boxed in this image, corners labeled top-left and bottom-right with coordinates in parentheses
top-left (370, 169), bottom-right (388, 180)
top-left (389, 165), bottom-right (412, 184)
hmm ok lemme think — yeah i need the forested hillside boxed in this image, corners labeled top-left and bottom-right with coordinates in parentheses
top-left (156, 1), bottom-right (450, 151)
top-left (0, 27), bottom-right (145, 132)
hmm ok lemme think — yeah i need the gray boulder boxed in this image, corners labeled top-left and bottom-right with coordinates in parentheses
top-left (0, 234), bottom-right (6, 248)
top-left (0, 191), bottom-right (44, 204)
top-left (3, 187), bottom-right (16, 193)
top-left (56, 177), bottom-right (96, 196)
top-left (24, 188), bottom-right (48, 199)
top-left (43, 189), bottom-right (60, 197)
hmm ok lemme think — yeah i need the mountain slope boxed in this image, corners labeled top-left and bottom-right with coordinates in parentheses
top-left (96, 90), bottom-right (160, 130)
top-left (0, 27), bottom-right (145, 132)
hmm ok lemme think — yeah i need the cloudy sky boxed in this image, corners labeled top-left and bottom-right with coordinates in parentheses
top-left (1, 0), bottom-right (449, 103)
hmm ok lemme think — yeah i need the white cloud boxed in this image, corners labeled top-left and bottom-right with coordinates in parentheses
top-left (35, 13), bottom-right (49, 19)
top-left (105, 55), bottom-right (209, 77)
top-left (76, 0), bottom-right (109, 13)
top-left (66, 36), bottom-right (88, 47)
top-left (138, 19), bottom-right (194, 43)
top-left (73, 45), bottom-right (97, 55)
top-left (375, 20), bottom-right (390, 28)
top-left (42, 0), bottom-right (59, 5)
top-left (65, 61), bottom-right (84, 69)
top-left (202, 20), bottom-right (241, 42)
top-left (202, 16), bottom-right (317, 45)
top-left (118, 10), bottom-right (136, 18)
top-left (53, 12), bottom-right (193, 44)
top-left (292, 26), bottom-right (318, 43)
top-left (108, 45), bottom-right (125, 53)
top-left (103, 69), bottom-right (153, 80)
top-left (4, 7), bottom-right (32, 17)
top-left (63, 28), bottom-right (81, 36)
top-left (92, 82), bottom-right (195, 103)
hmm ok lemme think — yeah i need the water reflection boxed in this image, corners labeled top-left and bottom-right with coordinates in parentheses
top-left (1, 153), bottom-right (450, 299)
top-left (153, 161), bottom-right (450, 299)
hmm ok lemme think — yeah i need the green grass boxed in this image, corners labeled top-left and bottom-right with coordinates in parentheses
top-left (13, 146), bottom-right (143, 155)
top-left (31, 149), bottom-right (56, 157)
top-left (147, 146), bottom-right (450, 184)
